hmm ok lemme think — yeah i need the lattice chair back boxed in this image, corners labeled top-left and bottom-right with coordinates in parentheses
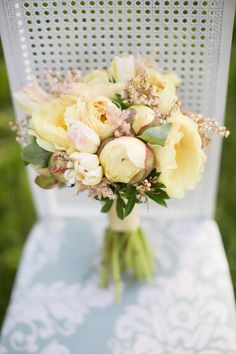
top-left (0, 0), bottom-right (235, 218)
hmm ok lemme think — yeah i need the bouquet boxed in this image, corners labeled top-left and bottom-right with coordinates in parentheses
top-left (14, 55), bottom-right (229, 301)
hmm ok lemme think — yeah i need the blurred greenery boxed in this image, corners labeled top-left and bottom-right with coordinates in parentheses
top-left (0, 44), bottom-right (36, 326)
top-left (0, 23), bottom-right (236, 329)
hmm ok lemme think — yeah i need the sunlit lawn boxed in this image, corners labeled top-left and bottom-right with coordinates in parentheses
top-left (0, 35), bottom-right (236, 327)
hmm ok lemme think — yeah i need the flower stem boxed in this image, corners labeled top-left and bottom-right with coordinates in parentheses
top-left (111, 234), bottom-right (121, 303)
top-left (100, 226), bottom-right (156, 302)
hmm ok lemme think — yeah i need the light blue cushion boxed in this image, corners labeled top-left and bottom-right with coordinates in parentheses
top-left (0, 217), bottom-right (236, 354)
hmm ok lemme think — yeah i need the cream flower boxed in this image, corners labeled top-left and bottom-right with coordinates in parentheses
top-left (86, 96), bottom-right (123, 139)
top-left (146, 68), bottom-right (179, 114)
top-left (66, 96), bottom-right (123, 140)
top-left (65, 81), bottom-right (125, 100)
top-left (14, 78), bottom-right (50, 114)
top-left (151, 111), bottom-right (206, 198)
top-left (108, 55), bottom-right (136, 84)
top-left (130, 104), bottom-right (156, 134)
top-left (99, 136), bottom-right (154, 183)
top-left (67, 120), bottom-right (100, 153)
top-left (163, 72), bottom-right (181, 87)
top-left (66, 152), bottom-right (103, 186)
top-left (31, 96), bottom-right (76, 151)
top-left (81, 69), bottom-right (109, 84)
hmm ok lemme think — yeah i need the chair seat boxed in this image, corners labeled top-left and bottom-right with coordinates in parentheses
top-left (0, 216), bottom-right (236, 354)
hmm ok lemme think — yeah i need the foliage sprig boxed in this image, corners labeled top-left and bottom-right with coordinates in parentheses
top-left (101, 170), bottom-right (169, 219)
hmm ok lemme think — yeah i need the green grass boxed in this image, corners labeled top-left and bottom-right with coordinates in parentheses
top-left (0, 48), bottom-right (36, 324)
top-left (216, 41), bottom-right (236, 291)
top-left (0, 30), bottom-right (236, 328)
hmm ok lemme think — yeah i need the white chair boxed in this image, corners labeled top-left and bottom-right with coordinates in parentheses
top-left (0, 1), bottom-right (236, 353)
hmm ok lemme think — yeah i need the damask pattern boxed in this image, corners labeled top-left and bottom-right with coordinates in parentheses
top-left (0, 217), bottom-right (236, 354)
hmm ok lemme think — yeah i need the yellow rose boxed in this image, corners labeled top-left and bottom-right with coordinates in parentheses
top-left (151, 111), bottom-right (206, 198)
top-left (108, 55), bottom-right (135, 84)
top-left (31, 96), bottom-right (76, 151)
top-left (130, 104), bottom-right (156, 134)
top-left (146, 68), bottom-right (179, 114)
top-left (99, 136), bottom-right (154, 183)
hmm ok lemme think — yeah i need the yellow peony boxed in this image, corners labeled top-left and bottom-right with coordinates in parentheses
top-left (146, 68), bottom-right (179, 114)
top-left (151, 110), bottom-right (206, 198)
top-left (31, 96), bottom-right (76, 151)
top-left (65, 96), bottom-right (123, 140)
top-left (99, 136), bottom-right (154, 183)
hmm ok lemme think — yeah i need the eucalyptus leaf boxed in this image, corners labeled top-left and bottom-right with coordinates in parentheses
top-left (125, 191), bottom-right (137, 217)
top-left (138, 123), bottom-right (172, 146)
top-left (101, 198), bottom-right (114, 213)
top-left (21, 139), bottom-right (52, 168)
top-left (35, 175), bottom-right (58, 189)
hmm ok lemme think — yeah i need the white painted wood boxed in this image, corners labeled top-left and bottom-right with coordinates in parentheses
top-left (0, 0), bottom-right (235, 219)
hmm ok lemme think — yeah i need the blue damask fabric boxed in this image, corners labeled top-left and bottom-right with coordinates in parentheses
top-left (0, 216), bottom-right (236, 354)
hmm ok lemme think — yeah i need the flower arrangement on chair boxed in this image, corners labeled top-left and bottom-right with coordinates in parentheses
top-left (13, 55), bottom-right (229, 301)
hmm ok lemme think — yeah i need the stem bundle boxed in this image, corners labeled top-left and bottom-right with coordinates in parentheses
top-left (100, 227), bottom-right (155, 302)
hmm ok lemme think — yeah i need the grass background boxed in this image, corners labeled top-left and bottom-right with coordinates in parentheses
top-left (0, 23), bottom-right (236, 327)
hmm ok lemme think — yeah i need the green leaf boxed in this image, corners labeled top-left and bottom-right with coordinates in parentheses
top-left (138, 123), bottom-right (172, 146)
top-left (25, 134), bottom-right (35, 145)
top-left (101, 198), bottom-right (114, 213)
top-left (125, 191), bottom-right (137, 217)
top-left (116, 196), bottom-right (125, 220)
top-left (21, 139), bottom-right (52, 168)
top-left (157, 189), bottom-right (170, 199)
top-left (35, 175), bottom-right (58, 189)
top-left (153, 182), bottom-right (166, 189)
top-left (109, 76), bottom-right (116, 83)
top-left (122, 185), bottom-right (136, 198)
top-left (146, 191), bottom-right (168, 207)
top-left (112, 94), bottom-right (131, 110)
top-left (148, 170), bottom-right (161, 179)
top-left (112, 98), bottom-right (122, 109)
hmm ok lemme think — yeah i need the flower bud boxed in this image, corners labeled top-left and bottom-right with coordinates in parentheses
top-left (99, 136), bottom-right (154, 184)
top-left (130, 144), bottom-right (154, 183)
top-left (108, 55), bottom-right (135, 84)
top-left (67, 120), bottom-right (100, 153)
top-left (130, 105), bottom-right (155, 134)
top-left (48, 152), bottom-right (68, 182)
